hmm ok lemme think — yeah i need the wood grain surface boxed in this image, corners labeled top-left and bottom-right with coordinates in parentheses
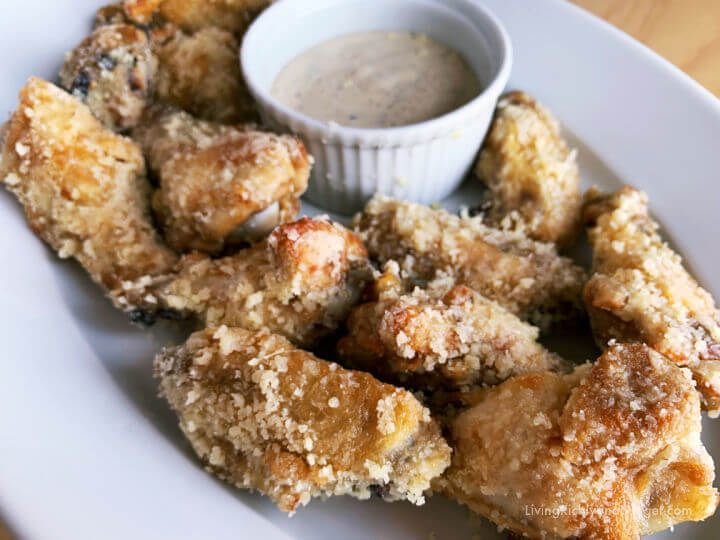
top-left (571, 0), bottom-right (720, 97)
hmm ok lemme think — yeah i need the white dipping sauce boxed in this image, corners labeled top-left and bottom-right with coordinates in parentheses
top-left (271, 31), bottom-right (483, 128)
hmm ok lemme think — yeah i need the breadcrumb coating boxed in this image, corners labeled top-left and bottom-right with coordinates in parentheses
top-left (94, 3), bottom-right (136, 27)
top-left (139, 217), bottom-right (372, 346)
top-left (155, 326), bottom-right (451, 513)
top-left (338, 261), bottom-right (568, 389)
top-left (475, 91), bottom-right (582, 246)
top-left (59, 24), bottom-right (157, 131)
top-left (0, 78), bottom-right (177, 309)
top-left (154, 25), bottom-right (258, 124)
top-left (133, 107), bottom-right (308, 253)
top-left (352, 195), bottom-right (586, 331)
top-left (439, 343), bottom-right (718, 538)
top-left (156, 0), bottom-right (272, 34)
top-left (123, 0), bottom-right (163, 24)
top-left (583, 186), bottom-right (720, 417)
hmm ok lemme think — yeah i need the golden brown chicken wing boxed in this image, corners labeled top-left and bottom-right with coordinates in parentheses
top-left (135, 217), bottom-right (372, 346)
top-left (0, 78), bottom-right (177, 309)
top-left (475, 91), bottom-right (582, 246)
top-left (153, 25), bottom-right (258, 123)
top-left (155, 326), bottom-right (451, 513)
top-left (337, 261), bottom-right (568, 389)
top-left (133, 107), bottom-right (308, 253)
top-left (583, 186), bottom-right (720, 417)
top-left (59, 24), bottom-right (157, 131)
top-left (352, 195), bottom-right (586, 331)
top-left (439, 343), bottom-right (719, 539)
top-left (156, 0), bottom-right (272, 34)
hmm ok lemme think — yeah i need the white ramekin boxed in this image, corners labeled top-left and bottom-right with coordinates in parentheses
top-left (241, 0), bottom-right (512, 215)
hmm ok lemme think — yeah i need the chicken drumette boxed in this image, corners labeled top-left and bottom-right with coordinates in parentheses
top-left (133, 107), bottom-right (308, 253)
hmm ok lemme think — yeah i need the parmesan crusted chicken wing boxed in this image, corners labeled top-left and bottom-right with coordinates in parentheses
top-left (133, 108), bottom-right (308, 253)
top-left (137, 217), bottom-right (372, 347)
top-left (353, 195), bottom-right (586, 331)
top-left (439, 343), bottom-right (719, 539)
top-left (583, 186), bottom-right (720, 416)
top-left (155, 326), bottom-right (451, 513)
top-left (0, 78), bottom-right (177, 309)
top-left (59, 24), bottom-right (157, 131)
top-left (475, 91), bottom-right (582, 246)
top-left (153, 0), bottom-right (272, 35)
top-left (154, 25), bottom-right (258, 124)
top-left (337, 261), bottom-right (568, 390)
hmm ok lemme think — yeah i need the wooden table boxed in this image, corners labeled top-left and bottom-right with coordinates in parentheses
top-left (571, 0), bottom-right (720, 98)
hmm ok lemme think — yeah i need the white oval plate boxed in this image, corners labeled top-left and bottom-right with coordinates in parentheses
top-left (0, 1), bottom-right (718, 539)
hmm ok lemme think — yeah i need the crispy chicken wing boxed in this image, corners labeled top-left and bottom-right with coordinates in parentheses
top-left (155, 0), bottom-right (272, 34)
top-left (0, 78), bottom-right (177, 309)
top-left (153, 25), bottom-right (258, 124)
top-left (337, 261), bottom-right (568, 389)
top-left (133, 108), bottom-right (308, 253)
top-left (583, 186), bottom-right (720, 416)
top-left (136, 217), bottom-right (372, 346)
top-left (475, 91), bottom-right (582, 246)
top-left (353, 195), bottom-right (586, 331)
top-left (439, 343), bottom-right (719, 539)
top-left (155, 326), bottom-right (451, 513)
top-left (59, 24), bottom-right (157, 131)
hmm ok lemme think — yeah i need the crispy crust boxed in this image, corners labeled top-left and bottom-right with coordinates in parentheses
top-left (439, 343), bottom-right (718, 538)
top-left (133, 108), bottom-right (308, 253)
top-left (338, 261), bottom-right (568, 389)
top-left (0, 78), bottom-right (177, 308)
top-left (157, 0), bottom-right (272, 34)
top-left (475, 91), bottom-right (582, 247)
top-left (155, 326), bottom-right (451, 513)
top-left (59, 24), bottom-right (157, 131)
top-left (123, 0), bottom-right (163, 24)
top-left (140, 217), bottom-right (372, 346)
top-left (583, 186), bottom-right (720, 416)
top-left (154, 25), bottom-right (258, 124)
top-left (352, 195), bottom-right (587, 331)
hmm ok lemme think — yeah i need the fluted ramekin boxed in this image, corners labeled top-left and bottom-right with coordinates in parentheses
top-left (241, 0), bottom-right (512, 214)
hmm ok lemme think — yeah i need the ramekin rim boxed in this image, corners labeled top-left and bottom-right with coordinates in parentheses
top-left (240, 0), bottom-right (513, 144)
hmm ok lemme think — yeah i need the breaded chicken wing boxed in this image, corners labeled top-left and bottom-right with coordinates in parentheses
top-left (583, 186), bottom-right (720, 416)
top-left (353, 195), bottom-right (586, 331)
top-left (0, 78), bottom-right (177, 309)
top-left (338, 261), bottom-right (567, 389)
top-left (155, 326), bottom-right (451, 513)
top-left (439, 343), bottom-right (719, 539)
top-left (133, 108), bottom-right (308, 253)
top-left (154, 25), bottom-right (258, 123)
top-left (475, 91), bottom-right (582, 246)
top-left (59, 24), bottom-right (157, 131)
top-left (136, 217), bottom-right (372, 346)
top-left (155, 0), bottom-right (272, 34)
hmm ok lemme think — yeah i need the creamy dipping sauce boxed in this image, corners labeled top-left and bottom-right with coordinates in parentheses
top-left (271, 31), bottom-right (483, 128)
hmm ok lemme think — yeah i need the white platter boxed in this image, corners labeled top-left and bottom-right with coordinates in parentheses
top-left (1, 1), bottom-right (719, 539)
